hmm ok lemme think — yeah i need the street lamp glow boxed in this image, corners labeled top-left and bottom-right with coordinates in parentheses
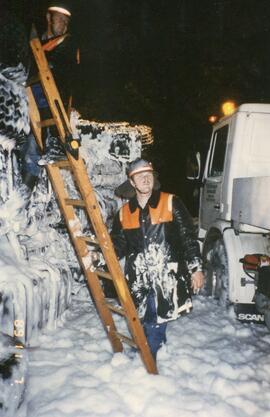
top-left (222, 101), bottom-right (236, 116)
top-left (208, 115), bottom-right (218, 123)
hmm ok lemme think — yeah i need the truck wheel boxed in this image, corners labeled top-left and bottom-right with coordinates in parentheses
top-left (204, 238), bottom-right (229, 306)
top-left (255, 292), bottom-right (270, 331)
top-left (265, 311), bottom-right (270, 331)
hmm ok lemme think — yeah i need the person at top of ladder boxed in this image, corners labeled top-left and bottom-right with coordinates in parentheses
top-left (36, 1), bottom-right (79, 111)
top-left (111, 158), bottom-right (205, 361)
top-left (19, 1), bottom-right (79, 191)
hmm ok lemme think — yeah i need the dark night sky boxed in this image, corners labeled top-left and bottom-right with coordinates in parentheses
top-left (2, 0), bottom-right (270, 204)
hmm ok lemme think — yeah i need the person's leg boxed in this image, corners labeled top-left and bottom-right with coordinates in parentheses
top-left (143, 290), bottom-right (167, 360)
top-left (20, 133), bottom-right (41, 189)
top-left (38, 128), bottom-right (66, 165)
top-left (143, 322), bottom-right (167, 360)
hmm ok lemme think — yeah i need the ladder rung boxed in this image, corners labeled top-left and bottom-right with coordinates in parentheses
top-left (113, 331), bottom-right (137, 348)
top-left (65, 198), bottom-right (85, 207)
top-left (77, 236), bottom-right (99, 245)
top-left (95, 269), bottom-right (112, 280)
top-left (38, 118), bottom-right (55, 128)
top-left (51, 160), bottom-right (70, 168)
top-left (106, 302), bottom-right (126, 316)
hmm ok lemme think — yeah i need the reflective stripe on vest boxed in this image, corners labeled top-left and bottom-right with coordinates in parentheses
top-left (120, 192), bottom-right (173, 229)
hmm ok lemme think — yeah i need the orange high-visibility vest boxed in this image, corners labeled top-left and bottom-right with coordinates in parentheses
top-left (42, 34), bottom-right (69, 52)
top-left (120, 192), bottom-right (173, 229)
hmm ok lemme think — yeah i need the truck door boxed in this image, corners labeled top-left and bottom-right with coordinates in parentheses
top-left (199, 124), bottom-right (229, 231)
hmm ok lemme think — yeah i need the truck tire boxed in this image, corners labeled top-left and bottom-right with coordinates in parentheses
top-left (255, 292), bottom-right (270, 331)
top-left (203, 238), bottom-right (229, 306)
top-left (265, 311), bottom-right (270, 330)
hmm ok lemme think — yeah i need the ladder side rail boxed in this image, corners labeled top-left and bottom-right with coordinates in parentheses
top-left (46, 164), bottom-right (123, 353)
top-left (29, 37), bottom-right (71, 144)
top-left (26, 94), bottom-right (124, 354)
top-left (70, 162), bottom-right (158, 373)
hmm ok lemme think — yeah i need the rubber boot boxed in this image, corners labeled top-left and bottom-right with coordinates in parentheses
top-left (22, 171), bottom-right (38, 191)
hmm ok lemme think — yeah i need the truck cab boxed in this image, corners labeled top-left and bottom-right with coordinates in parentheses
top-left (200, 103), bottom-right (270, 234)
top-left (198, 104), bottom-right (270, 322)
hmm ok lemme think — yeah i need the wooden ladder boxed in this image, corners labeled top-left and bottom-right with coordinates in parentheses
top-left (26, 28), bottom-right (157, 374)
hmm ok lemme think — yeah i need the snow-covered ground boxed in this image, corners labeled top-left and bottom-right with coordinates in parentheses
top-left (25, 291), bottom-right (270, 417)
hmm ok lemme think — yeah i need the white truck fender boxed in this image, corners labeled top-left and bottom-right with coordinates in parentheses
top-left (223, 229), bottom-right (270, 303)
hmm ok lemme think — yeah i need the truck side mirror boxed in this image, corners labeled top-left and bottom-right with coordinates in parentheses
top-left (186, 151), bottom-right (201, 180)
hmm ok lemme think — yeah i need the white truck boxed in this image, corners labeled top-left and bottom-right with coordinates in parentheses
top-left (195, 103), bottom-right (270, 327)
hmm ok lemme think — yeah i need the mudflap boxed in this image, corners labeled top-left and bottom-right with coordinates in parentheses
top-left (234, 303), bottom-right (265, 324)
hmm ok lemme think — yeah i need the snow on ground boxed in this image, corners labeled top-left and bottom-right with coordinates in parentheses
top-left (25, 291), bottom-right (270, 417)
